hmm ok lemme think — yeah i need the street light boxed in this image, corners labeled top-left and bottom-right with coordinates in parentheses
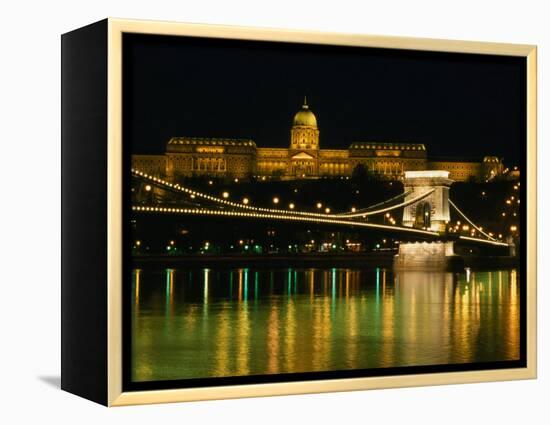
top-left (242, 197), bottom-right (249, 205)
top-left (289, 203), bottom-right (295, 209)
top-left (316, 202), bottom-right (322, 209)
top-left (145, 184), bottom-right (151, 191)
top-left (273, 197), bottom-right (279, 204)
top-left (222, 191), bottom-right (229, 198)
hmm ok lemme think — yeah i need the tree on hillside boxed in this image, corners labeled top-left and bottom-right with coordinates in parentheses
top-left (351, 164), bottom-right (378, 182)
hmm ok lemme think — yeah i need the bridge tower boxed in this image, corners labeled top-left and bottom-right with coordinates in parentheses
top-left (401, 170), bottom-right (454, 232)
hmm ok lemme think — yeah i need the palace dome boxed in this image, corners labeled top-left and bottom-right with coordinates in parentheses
top-left (293, 97), bottom-right (318, 128)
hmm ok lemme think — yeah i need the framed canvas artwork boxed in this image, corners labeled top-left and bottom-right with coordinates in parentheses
top-left (61, 18), bottom-right (537, 406)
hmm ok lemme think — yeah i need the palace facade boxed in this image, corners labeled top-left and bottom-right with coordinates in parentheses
top-left (132, 98), bottom-right (504, 182)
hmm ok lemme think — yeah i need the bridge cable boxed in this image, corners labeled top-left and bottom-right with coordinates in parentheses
top-left (334, 190), bottom-right (412, 216)
top-left (132, 205), bottom-right (440, 237)
top-left (449, 199), bottom-right (498, 242)
top-left (339, 189), bottom-right (436, 218)
top-left (132, 169), bottom-right (433, 220)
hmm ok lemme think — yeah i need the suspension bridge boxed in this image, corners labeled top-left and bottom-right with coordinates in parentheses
top-left (131, 168), bottom-right (508, 249)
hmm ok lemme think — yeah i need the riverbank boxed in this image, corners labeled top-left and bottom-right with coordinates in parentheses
top-left (462, 255), bottom-right (519, 269)
top-left (132, 252), bottom-right (396, 268)
top-left (132, 252), bottom-right (518, 270)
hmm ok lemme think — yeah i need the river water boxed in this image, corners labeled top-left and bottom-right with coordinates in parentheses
top-left (131, 267), bottom-right (520, 382)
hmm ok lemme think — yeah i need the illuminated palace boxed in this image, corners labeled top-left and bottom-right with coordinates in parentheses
top-left (132, 98), bottom-right (504, 182)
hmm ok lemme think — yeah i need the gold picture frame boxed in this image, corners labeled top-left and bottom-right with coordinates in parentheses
top-left (61, 17), bottom-right (537, 406)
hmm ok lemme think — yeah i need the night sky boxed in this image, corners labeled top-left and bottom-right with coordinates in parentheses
top-left (123, 34), bottom-right (526, 163)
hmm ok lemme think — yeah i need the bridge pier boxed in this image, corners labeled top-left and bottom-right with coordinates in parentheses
top-left (393, 241), bottom-right (463, 271)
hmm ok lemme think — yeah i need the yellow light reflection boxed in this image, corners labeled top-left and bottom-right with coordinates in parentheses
top-left (266, 304), bottom-right (280, 374)
top-left (214, 303), bottom-right (231, 377)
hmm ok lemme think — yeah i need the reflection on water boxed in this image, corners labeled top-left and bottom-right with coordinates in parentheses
top-left (131, 267), bottom-right (520, 382)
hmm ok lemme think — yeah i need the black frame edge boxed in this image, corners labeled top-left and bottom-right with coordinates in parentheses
top-left (61, 18), bottom-right (109, 406)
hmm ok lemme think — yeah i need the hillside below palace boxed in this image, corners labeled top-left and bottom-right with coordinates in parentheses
top-left (132, 98), bottom-right (504, 183)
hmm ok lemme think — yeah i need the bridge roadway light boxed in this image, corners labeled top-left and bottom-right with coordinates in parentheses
top-left (222, 191), bottom-right (229, 199)
top-left (316, 202), bottom-right (322, 209)
top-left (325, 207), bottom-right (331, 214)
top-left (351, 207), bottom-right (356, 213)
top-left (242, 197), bottom-right (249, 205)
top-left (273, 197), bottom-right (279, 205)
top-left (289, 203), bottom-right (295, 209)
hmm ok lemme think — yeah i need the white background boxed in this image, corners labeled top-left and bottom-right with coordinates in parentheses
top-left (0, 0), bottom-right (547, 422)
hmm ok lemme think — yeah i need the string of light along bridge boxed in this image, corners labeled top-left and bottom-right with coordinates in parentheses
top-left (131, 168), bottom-right (509, 247)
